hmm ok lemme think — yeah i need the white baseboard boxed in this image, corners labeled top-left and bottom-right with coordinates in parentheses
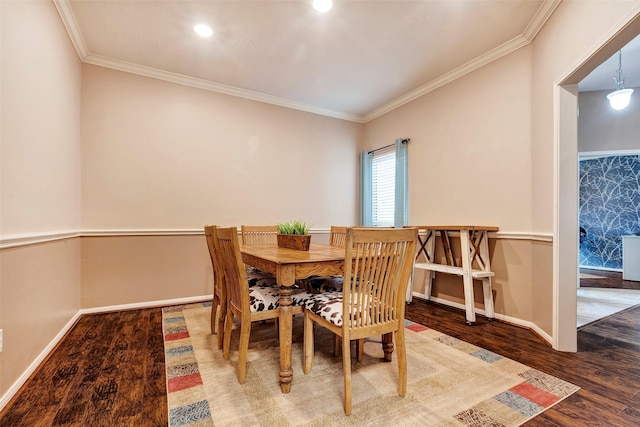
top-left (78, 294), bottom-right (212, 315)
top-left (579, 265), bottom-right (623, 273)
top-left (0, 295), bottom-right (212, 412)
top-left (409, 292), bottom-right (553, 345)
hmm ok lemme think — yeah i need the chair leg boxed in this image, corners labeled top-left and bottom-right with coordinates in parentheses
top-left (342, 335), bottom-right (352, 416)
top-left (334, 337), bottom-right (364, 362)
top-left (222, 312), bottom-right (233, 361)
top-left (211, 295), bottom-right (219, 335)
top-left (237, 320), bottom-right (251, 384)
top-left (396, 328), bottom-right (407, 397)
top-left (217, 297), bottom-right (227, 350)
top-left (356, 339), bottom-right (364, 362)
top-left (303, 313), bottom-right (314, 374)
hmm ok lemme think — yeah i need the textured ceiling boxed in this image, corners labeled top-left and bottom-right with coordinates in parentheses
top-left (58, 1), bottom-right (564, 121)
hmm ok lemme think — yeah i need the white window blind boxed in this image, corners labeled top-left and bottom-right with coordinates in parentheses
top-left (371, 146), bottom-right (395, 227)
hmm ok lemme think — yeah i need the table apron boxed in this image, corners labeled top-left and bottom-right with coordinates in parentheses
top-left (296, 261), bottom-right (344, 279)
top-left (241, 253), bottom-right (344, 286)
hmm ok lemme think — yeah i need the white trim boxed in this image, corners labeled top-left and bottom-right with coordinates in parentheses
top-left (81, 229), bottom-right (204, 237)
top-left (0, 294), bottom-right (212, 412)
top-left (0, 228), bottom-right (552, 249)
top-left (494, 231), bottom-right (552, 242)
top-left (52, 0), bottom-right (88, 59)
top-left (83, 54), bottom-right (364, 123)
top-left (413, 294), bottom-right (552, 344)
top-left (0, 231), bottom-right (80, 249)
top-left (78, 295), bottom-right (212, 315)
top-left (578, 149), bottom-right (640, 160)
top-left (579, 265), bottom-right (623, 273)
top-left (0, 311), bottom-right (82, 412)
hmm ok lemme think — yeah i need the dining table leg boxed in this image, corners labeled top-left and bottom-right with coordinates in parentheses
top-left (276, 265), bottom-right (295, 393)
top-left (278, 286), bottom-right (293, 393)
top-left (382, 332), bottom-right (394, 362)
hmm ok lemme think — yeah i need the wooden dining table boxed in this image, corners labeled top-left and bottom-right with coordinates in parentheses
top-left (240, 242), bottom-right (346, 393)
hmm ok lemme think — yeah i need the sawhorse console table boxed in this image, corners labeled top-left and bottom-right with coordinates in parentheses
top-left (407, 225), bottom-right (499, 325)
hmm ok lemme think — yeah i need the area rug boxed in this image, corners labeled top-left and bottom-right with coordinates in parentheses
top-left (162, 302), bottom-right (579, 426)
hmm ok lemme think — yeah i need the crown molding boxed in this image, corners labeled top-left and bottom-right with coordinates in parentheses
top-left (364, 0), bottom-right (561, 122)
top-left (51, 1), bottom-right (560, 123)
top-left (83, 54), bottom-right (365, 123)
top-left (52, 0), bottom-right (88, 59)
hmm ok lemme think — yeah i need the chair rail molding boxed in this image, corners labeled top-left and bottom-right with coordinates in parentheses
top-left (0, 229), bottom-right (552, 249)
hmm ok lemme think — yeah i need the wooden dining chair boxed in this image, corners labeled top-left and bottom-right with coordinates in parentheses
top-left (212, 226), bottom-right (313, 384)
top-left (240, 224), bottom-right (281, 285)
top-left (204, 225), bottom-right (227, 349)
top-left (302, 227), bottom-right (417, 415)
top-left (301, 226), bottom-right (347, 293)
top-left (329, 225), bottom-right (348, 248)
top-left (240, 225), bottom-right (278, 245)
top-left (204, 225), bottom-right (277, 347)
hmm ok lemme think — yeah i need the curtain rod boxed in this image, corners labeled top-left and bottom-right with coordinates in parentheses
top-left (367, 138), bottom-right (410, 155)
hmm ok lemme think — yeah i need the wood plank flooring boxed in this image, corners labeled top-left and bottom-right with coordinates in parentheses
top-left (1, 298), bottom-right (639, 426)
top-left (580, 267), bottom-right (640, 290)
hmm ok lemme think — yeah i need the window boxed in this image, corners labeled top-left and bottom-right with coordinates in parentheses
top-left (360, 138), bottom-right (409, 227)
top-left (371, 146), bottom-right (395, 226)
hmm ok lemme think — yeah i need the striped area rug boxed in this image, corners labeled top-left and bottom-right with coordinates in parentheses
top-left (163, 302), bottom-right (579, 426)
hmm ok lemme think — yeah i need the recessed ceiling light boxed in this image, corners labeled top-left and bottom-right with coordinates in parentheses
top-left (194, 24), bottom-right (213, 38)
top-left (313, 0), bottom-right (333, 13)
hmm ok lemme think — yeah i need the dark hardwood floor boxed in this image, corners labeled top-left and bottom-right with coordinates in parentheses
top-left (1, 298), bottom-right (639, 426)
top-left (580, 267), bottom-right (640, 290)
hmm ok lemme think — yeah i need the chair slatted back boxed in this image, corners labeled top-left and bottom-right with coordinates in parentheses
top-left (241, 225), bottom-right (278, 245)
top-left (213, 226), bottom-right (251, 321)
top-left (329, 226), bottom-right (348, 248)
top-left (343, 227), bottom-right (417, 330)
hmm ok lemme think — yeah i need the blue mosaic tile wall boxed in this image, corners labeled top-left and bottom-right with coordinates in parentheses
top-left (579, 155), bottom-right (640, 269)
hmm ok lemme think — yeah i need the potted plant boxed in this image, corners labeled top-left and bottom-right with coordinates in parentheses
top-left (277, 220), bottom-right (312, 251)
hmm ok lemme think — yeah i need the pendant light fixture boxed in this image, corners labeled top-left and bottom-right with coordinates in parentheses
top-left (606, 50), bottom-right (634, 110)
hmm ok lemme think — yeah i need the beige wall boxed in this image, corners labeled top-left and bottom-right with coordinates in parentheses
top-left (78, 64), bottom-right (361, 310)
top-left (410, 238), bottom-right (536, 322)
top-left (0, 240), bottom-right (81, 397)
top-left (0, 0), bottom-right (82, 401)
top-left (530, 0), bottom-right (640, 343)
top-left (81, 235), bottom-right (212, 308)
top-left (3, 0), bottom-right (640, 407)
top-left (530, 1), bottom-right (640, 232)
top-left (81, 65), bottom-right (361, 230)
top-left (363, 42), bottom-right (538, 326)
top-left (578, 87), bottom-right (640, 152)
top-left (363, 46), bottom-right (533, 232)
top-left (363, 0), bottom-right (640, 336)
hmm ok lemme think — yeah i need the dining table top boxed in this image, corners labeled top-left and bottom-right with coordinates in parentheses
top-left (240, 243), bottom-right (346, 264)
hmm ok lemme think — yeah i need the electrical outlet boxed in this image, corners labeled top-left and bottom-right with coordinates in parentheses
top-left (0, 329), bottom-right (3, 352)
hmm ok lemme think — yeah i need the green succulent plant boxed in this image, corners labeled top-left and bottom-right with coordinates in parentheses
top-left (277, 220), bottom-right (311, 235)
